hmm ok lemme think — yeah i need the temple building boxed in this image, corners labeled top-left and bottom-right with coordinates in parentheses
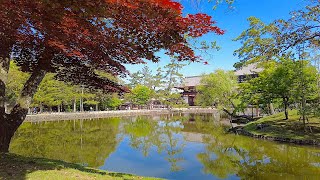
top-left (175, 76), bottom-right (202, 106)
top-left (176, 63), bottom-right (263, 106)
top-left (234, 63), bottom-right (263, 83)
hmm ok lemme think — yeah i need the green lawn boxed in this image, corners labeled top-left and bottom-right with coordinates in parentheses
top-left (243, 110), bottom-right (320, 141)
top-left (0, 153), bottom-right (162, 180)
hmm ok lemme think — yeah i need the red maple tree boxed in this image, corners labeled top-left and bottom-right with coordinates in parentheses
top-left (0, 0), bottom-right (224, 152)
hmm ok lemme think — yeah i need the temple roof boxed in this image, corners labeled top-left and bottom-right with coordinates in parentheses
top-left (174, 76), bottom-right (202, 88)
top-left (176, 63), bottom-right (262, 88)
top-left (183, 76), bottom-right (202, 87)
top-left (234, 63), bottom-right (263, 76)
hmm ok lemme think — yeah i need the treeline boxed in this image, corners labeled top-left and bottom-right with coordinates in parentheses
top-left (196, 60), bottom-right (319, 119)
top-left (7, 58), bottom-right (188, 113)
top-left (196, 2), bottom-right (320, 125)
top-left (7, 62), bottom-right (123, 113)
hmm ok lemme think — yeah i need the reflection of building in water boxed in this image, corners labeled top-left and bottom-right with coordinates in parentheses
top-left (181, 132), bottom-right (204, 143)
top-left (176, 63), bottom-right (263, 106)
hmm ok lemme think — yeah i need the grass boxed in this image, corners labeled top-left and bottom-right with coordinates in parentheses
top-left (0, 153), bottom-right (162, 180)
top-left (243, 110), bottom-right (320, 141)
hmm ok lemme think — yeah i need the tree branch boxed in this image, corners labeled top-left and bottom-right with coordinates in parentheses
top-left (10, 69), bottom-right (46, 122)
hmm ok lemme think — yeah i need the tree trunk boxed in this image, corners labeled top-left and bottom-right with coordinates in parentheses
top-left (80, 87), bottom-right (84, 112)
top-left (0, 106), bottom-right (29, 152)
top-left (58, 104), bottom-right (61, 112)
top-left (0, 70), bottom-right (46, 152)
top-left (0, 116), bottom-right (18, 152)
top-left (269, 103), bottom-right (275, 115)
top-left (39, 103), bottom-right (43, 113)
top-left (95, 104), bottom-right (98, 111)
top-left (283, 97), bottom-right (289, 120)
top-left (0, 49), bottom-right (10, 115)
top-left (301, 95), bottom-right (307, 127)
top-left (73, 99), bottom-right (76, 112)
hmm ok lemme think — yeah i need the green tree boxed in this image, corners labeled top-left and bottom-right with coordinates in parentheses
top-left (257, 59), bottom-right (296, 120)
top-left (162, 58), bottom-right (185, 94)
top-left (195, 70), bottom-right (243, 117)
top-left (6, 62), bottom-right (29, 112)
top-left (245, 59), bottom-right (318, 120)
top-left (159, 92), bottom-right (188, 109)
top-left (105, 93), bottom-right (122, 110)
top-left (234, 5), bottom-right (320, 120)
top-left (293, 60), bottom-right (319, 123)
top-left (128, 66), bottom-right (160, 90)
top-left (0, 0), bottom-right (222, 152)
top-left (127, 85), bottom-right (153, 108)
top-left (33, 74), bottom-right (82, 112)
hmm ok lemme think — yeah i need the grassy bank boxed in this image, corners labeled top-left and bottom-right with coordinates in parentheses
top-left (243, 110), bottom-right (320, 143)
top-left (0, 153), bottom-right (161, 180)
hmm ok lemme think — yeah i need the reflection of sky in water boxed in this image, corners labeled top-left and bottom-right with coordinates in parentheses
top-left (100, 135), bottom-right (238, 180)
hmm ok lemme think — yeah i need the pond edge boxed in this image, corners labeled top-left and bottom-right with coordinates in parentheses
top-left (235, 128), bottom-right (320, 146)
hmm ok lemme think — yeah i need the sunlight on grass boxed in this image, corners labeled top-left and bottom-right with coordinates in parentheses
top-left (243, 110), bottom-right (320, 141)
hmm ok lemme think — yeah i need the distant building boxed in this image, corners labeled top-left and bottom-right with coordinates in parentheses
top-left (234, 63), bottom-right (263, 83)
top-left (175, 76), bottom-right (202, 106)
top-left (176, 63), bottom-right (263, 106)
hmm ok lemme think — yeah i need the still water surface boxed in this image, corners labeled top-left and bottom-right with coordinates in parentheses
top-left (10, 113), bottom-right (320, 179)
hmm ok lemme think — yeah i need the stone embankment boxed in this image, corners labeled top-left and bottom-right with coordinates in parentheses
top-left (25, 108), bottom-right (217, 122)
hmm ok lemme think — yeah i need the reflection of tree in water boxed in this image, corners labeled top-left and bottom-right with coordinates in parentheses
top-left (10, 118), bottom-right (120, 168)
top-left (195, 122), bottom-right (320, 179)
top-left (124, 115), bottom-right (185, 172)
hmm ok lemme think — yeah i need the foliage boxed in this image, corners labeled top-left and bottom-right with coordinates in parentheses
top-left (127, 57), bottom-right (186, 107)
top-left (1, 0), bottom-right (224, 92)
top-left (234, 2), bottom-right (320, 67)
top-left (162, 58), bottom-right (186, 94)
top-left (127, 85), bottom-right (153, 106)
top-left (6, 62), bottom-right (29, 109)
top-left (105, 93), bottom-right (122, 110)
top-left (195, 70), bottom-right (243, 115)
top-left (0, 0), bottom-right (224, 151)
top-left (33, 74), bottom-right (76, 108)
top-left (161, 92), bottom-right (189, 108)
top-left (234, 5), bottom-right (320, 121)
top-left (128, 66), bottom-right (161, 90)
top-left (243, 59), bottom-right (318, 120)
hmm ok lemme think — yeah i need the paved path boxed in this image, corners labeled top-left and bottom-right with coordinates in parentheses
top-left (25, 108), bottom-right (217, 122)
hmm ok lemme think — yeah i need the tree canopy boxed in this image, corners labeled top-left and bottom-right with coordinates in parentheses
top-left (0, 0), bottom-right (224, 152)
top-left (196, 70), bottom-right (242, 115)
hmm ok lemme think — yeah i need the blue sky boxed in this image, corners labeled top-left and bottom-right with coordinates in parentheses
top-left (125, 0), bottom-right (308, 77)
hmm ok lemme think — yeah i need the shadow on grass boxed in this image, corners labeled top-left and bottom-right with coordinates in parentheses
top-left (0, 153), bottom-right (134, 180)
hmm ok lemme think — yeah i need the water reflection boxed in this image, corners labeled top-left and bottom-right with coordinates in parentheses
top-left (10, 118), bottom-right (120, 167)
top-left (10, 113), bottom-right (320, 179)
top-left (124, 116), bottom-right (185, 171)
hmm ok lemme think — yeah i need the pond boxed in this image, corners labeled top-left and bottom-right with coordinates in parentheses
top-left (10, 113), bottom-right (320, 179)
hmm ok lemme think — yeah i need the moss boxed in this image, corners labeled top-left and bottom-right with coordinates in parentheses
top-left (243, 110), bottom-right (320, 142)
top-left (0, 153), bottom-right (163, 180)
